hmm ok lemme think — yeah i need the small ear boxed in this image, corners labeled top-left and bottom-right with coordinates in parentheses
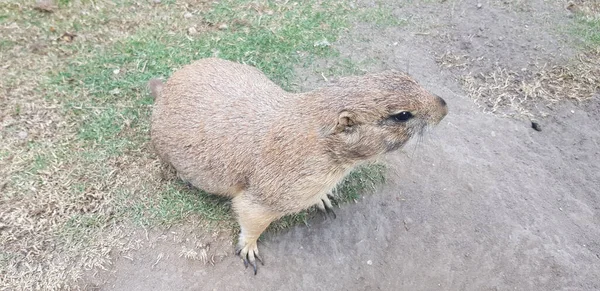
top-left (335, 110), bottom-right (356, 132)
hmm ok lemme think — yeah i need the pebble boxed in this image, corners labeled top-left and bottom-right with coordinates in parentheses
top-left (17, 131), bottom-right (28, 139)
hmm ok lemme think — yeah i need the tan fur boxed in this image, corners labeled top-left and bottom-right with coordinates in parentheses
top-left (149, 57), bottom-right (447, 273)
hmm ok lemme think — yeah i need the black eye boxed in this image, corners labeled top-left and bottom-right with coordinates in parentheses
top-left (389, 111), bottom-right (413, 122)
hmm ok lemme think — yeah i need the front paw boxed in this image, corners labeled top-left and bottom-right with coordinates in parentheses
top-left (316, 195), bottom-right (336, 219)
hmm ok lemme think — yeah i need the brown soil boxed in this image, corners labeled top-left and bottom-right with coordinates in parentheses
top-left (86, 1), bottom-right (600, 290)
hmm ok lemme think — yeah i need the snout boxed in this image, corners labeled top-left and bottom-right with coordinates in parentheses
top-left (436, 95), bottom-right (447, 107)
top-left (432, 95), bottom-right (448, 124)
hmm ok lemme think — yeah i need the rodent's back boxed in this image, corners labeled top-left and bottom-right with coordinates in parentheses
top-left (151, 58), bottom-right (288, 196)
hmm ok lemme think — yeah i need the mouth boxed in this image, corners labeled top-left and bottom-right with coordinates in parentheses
top-left (385, 140), bottom-right (404, 152)
top-left (428, 112), bottom-right (447, 127)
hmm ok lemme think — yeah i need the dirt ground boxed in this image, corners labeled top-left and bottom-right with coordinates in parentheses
top-left (87, 1), bottom-right (600, 290)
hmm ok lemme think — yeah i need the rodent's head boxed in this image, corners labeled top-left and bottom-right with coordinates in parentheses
top-left (321, 70), bottom-right (447, 163)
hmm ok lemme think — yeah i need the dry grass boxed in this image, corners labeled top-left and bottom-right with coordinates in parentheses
top-left (568, 0), bottom-right (600, 17)
top-left (460, 2), bottom-right (600, 119)
top-left (0, 1), bottom-right (171, 289)
top-left (0, 0), bottom-right (206, 287)
top-left (454, 0), bottom-right (600, 119)
top-left (436, 51), bottom-right (470, 70)
top-left (462, 49), bottom-right (600, 118)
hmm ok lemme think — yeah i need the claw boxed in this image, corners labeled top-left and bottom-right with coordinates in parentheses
top-left (316, 200), bottom-right (327, 213)
top-left (325, 206), bottom-right (337, 219)
top-left (236, 238), bottom-right (264, 275)
top-left (320, 196), bottom-right (337, 219)
top-left (251, 261), bottom-right (257, 275)
top-left (255, 252), bottom-right (264, 265)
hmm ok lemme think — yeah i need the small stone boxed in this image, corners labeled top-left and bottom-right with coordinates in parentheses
top-left (113, 68), bottom-right (120, 75)
top-left (58, 32), bottom-right (76, 42)
top-left (531, 121), bottom-right (542, 132)
top-left (188, 27), bottom-right (197, 35)
top-left (218, 23), bottom-right (228, 30)
top-left (17, 131), bottom-right (28, 139)
top-left (184, 12), bottom-right (193, 18)
top-left (366, 260), bottom-right (373, 265)
top-left (314, 38), bottom-right (331, 47)
top-left (477, 3), bottom-right (483, 9)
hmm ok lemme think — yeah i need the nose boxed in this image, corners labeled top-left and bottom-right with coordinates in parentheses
top-left (434, 95), bottom-right (448, 123)
top-left (436, 95), bottom-right (447, 107)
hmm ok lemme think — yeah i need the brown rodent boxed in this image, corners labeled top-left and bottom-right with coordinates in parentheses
top-left (149, 57), bottom-right (447, 274)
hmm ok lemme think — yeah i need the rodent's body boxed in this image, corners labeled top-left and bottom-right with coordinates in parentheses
top-left (149, 58), bottom-right (447, 274)
top-left (151, 60), bottom-right (353, 213)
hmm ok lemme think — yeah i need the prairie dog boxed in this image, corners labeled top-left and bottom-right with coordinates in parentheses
top-left (149, 58), bottom-right (447, 274)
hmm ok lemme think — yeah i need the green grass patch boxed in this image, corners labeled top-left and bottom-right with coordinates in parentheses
top-left (334, 163), bottom-right (387, 202)
top-left (574, 16), bottom-right (600, 47)
top-left (0, 39), bottom-right (15, 49)
top-left (357, 4), bottom-right (408, 27)
top-left (140, 184), bottom-right (233, 226)
top-left (30, 154), bottom-right (49, 174)
top-left (54, 0), bottom-right (353, 97)
top-left (64, 212), bottom-right (113, 231)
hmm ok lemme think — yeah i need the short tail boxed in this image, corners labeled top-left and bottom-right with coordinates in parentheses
top-left (148, 78), bottom-right (164, 100)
